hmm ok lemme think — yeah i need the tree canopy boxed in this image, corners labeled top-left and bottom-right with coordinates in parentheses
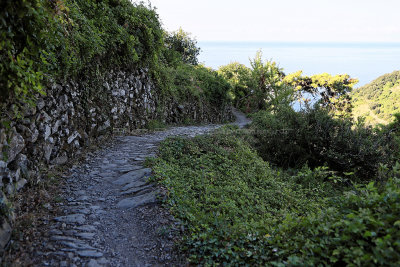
top-left (163, 28), bottom-right (200, 66)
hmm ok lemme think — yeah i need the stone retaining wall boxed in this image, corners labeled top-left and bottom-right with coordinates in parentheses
top-left (0, 68), bottom-right (232, 255)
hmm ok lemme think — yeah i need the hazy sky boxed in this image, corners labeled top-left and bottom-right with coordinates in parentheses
top-left (148, 0), bottom-right (400, 42)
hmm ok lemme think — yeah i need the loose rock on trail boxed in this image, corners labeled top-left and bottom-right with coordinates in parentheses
top-left (33, 125), bottom-right (223, 267)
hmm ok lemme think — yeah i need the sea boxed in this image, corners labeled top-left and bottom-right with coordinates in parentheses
top-left (198, 42), bottom-right (400, 87)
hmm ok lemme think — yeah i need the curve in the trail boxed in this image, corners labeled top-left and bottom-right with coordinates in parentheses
top-left (34, 110), bottom-right (250, 267)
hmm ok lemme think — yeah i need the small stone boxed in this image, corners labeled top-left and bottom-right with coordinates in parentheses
top-left (120, 184), bottom-right (153, 196)
top-left (60, 241), bottom-right (95, 250)
top-left (54, 214), bottom-right (86, 225)
top-left (51, 154), bottom-right (68, 165)
top-left (77, 250), bottom-right (103, 258)
top-left (87, 259), bottom-right (101, 267)
top-left (48, 229), bottom-right (63, 235)
top-left (36, 98), bottom-right (45, 110)
top-left (76, 196), bottom-right (89, 201)
top-left (52, 120), bottom-right (61, 134)
top-left (97, 258), bottom-right (109, 265)
top-left (75, 232), bottom-right (95, 240)
top-left (14, 154), bottom-right (28, 178)
top-left (68, 131), bottom-right (81, 144)
top-left (50, 235), bottom-right (79, 242)
top-left (0, 221), bottom-right (12, 253)
top-left (43, 142), bottom-right (54, 163)
top-left (16, 178), bottom-right (27, 191)
top-left (7, 131), bottom-right (25, 163)
top-left (44, 125), bottom-right (52, 141)
top-left (97, 120), bottom-right (110, 133)
top-left (116, 191), bottom-right (158, 209)
top-left (76, 225), bottom-right (96, 232)
top-left (121, 177), bottom-right (149, 191)
top-left (30, 127), bottom-right (39, 143)
top-left (112, 168), bottom-right (151, 186)
top-left (69, 208), bottom-right (90, 215)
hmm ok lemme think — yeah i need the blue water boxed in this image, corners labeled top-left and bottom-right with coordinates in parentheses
top-left (198, 42), bottom-right (400, 87)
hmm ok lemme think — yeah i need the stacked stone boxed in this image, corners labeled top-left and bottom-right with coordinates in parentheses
top-left (0, 68), bottom-right (233, 256)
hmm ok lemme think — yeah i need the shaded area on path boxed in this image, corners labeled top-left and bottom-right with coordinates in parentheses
top-left (231, 107), bottom-right (252, 128)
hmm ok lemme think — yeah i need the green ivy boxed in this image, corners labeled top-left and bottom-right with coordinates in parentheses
top-left (269, 177), bottom-right (400, 266)
top-left (0, 0), bottom-right (163, 113)
top-left (150, 127), bottom-right (329, 265)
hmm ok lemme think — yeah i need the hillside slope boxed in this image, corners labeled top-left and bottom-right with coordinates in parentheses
top-left (351, 71), bottom-right (400, 125)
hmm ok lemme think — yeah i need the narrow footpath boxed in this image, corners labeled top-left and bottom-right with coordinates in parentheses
top-left (33, 125), bottom-right (220, 267)
top-left (30, 111), bottom-right (250, 267)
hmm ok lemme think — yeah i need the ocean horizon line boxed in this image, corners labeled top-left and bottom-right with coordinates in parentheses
top-left (198, 41), bottom-right (400, 47)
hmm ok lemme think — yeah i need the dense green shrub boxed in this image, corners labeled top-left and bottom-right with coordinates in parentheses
top-left (153, 63), bottom-right (231, 112)
top-left (218, 51), bottom-right (292, 113)
top-left (217, 51), bottom-right (357, 115)
top-left (0, 0), bottom-right (163, 107)
top-left (163, 28), bottom-right (200, 66)
top-left (268, 176), bottom-right (400, 266)
top-left (250, 107), bottom-right (395, 179)
top-left (65, 0), bottom-right (163, 74)
top-left (151, 126), bottom-right (400, 265)
top-left (218, 62), bottom-right (254, 108)
top-left (378, 113), bottom-right (400, 159)
top-left (150, 127), bottom-right (328, 265)
top-left (1, 0), bottom-right (230, 123)
top-left (0, 0), bottom-right (55, 105)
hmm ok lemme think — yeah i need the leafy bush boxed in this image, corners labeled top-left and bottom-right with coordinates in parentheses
top-left (154, 63), bottom-right (231, 111)
top-left (378, 113), bottom-right (400, 159)
top-left (163, 28), bottom-right (200, 66)
top-left (145, 119), bottom-right (166, 131)
top-left (268, 176), bottom-right (400, 266)
top-left (250, 107), bottom-right (395, 180)
top-left (1, 0), bottom-right (230, 124)
top-left (0, 0), bottom-right (55, 105)
top-left (151, 126), bottom-right (400, 265)
top-left (218, 51), bottom-right (292, 113)
top-left (0, 0), bottom-right (163, 107)
top-left (150, 127), bottom-right (328, 265)
top-left (218, 62), bottom-right (254, 108)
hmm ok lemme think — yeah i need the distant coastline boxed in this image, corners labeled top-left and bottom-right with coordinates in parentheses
top-left (198, 41), bottom-right (400, 87)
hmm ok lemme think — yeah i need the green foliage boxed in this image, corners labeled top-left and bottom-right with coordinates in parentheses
top-left (250, 107), bottom-right (395, 179)
top-left (249, 50), bottom-right (292, 111)
top-left (151, 125), bottom-right (400, 265)
top-left (145, 119), bottom-right (166, 131)
top-left (151, 127), bottom-right (329, 265)
top-left (284, 71), bottom-right (358, 115)
top-left (351, 71), bottom-right (400, 125)
top-left (0, 0), bottom-right (55, 107)
top-left (163, 28), bottom-right (200, 66)
top-left (218, 51), bottom-right (294, 113)
top-left (218, 51), bottom-right (356, 115)
top-left (377, 112), bottom-right (400, 160)
top-left (218, 62), bottom-right (253, 107)
top-left (0, 0), bottom-right (163, 109)
top-left (153, 63), bottom-right (231, 111)
top-left (268, 177), bottom-right (400, 266)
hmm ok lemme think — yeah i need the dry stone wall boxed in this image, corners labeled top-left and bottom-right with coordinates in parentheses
top-left (0, 68), bottom-right (232, 255)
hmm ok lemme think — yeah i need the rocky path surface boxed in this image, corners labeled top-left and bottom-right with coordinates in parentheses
top-left (34, 124), bottom-right (224, 267)
top-left (232, 108), bottom-right (252, 128)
